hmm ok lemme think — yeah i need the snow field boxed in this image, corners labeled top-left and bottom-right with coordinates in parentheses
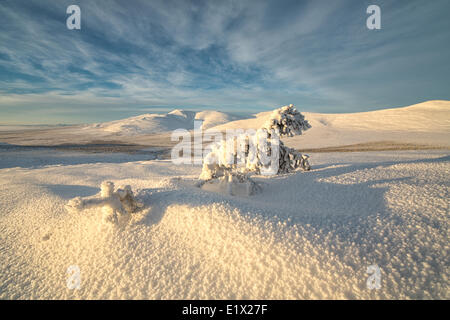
top-left (0, 151), bottom-right (448, 299)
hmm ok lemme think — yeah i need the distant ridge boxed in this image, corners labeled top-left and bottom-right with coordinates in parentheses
top-left (86, 109), bottom-right (244, 135)
top-left (1, 101), bottom-right (448, 149)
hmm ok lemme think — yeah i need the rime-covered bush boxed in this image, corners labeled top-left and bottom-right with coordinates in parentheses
top-left (264, 104), bottom-right (311, 137)
top-left (199, 104), bottom-right (311, 184)
top-left (279, 146), bottom-right (311, 173)
top-left (199, 128), bottom-right (278, 180)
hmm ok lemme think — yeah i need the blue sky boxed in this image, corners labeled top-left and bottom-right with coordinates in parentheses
top-left (0, 0), bottom-right (449, 124)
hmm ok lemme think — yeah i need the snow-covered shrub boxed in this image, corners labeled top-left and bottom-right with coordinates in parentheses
top-left (66, 181), bottom-right (143, 225)
top-left (264, 104), bottom-right (311, 137)
top-left (279, 146), bottom-right (311, 173)
top-left (199, 104), bottom-right (311, 183)
top-left (199, 127), bottom-right (280, 180)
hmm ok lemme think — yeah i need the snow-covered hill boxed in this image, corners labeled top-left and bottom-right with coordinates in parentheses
top-left (211, 100), bottom-right (450, 149)
top-left (86, 109), bottom-right (243, 135)
top-left (0, 101), bottom-right (448, 149)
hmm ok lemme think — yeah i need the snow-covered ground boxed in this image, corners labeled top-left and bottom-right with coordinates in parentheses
top-left (0, 101), bottom-right (448, 299)
top-left (0, 150), bottom-right (448, 299)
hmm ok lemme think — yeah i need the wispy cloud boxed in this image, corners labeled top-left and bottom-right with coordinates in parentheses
top-left (0, 0), bottom-right (449, 123)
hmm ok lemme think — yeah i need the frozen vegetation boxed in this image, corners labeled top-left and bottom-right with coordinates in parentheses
top-left (66, 181), bottom-right (143, 226)
top-left (199, 105), bottom-right (311, 195)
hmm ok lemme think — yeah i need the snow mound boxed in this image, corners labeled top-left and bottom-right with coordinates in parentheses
top-left (199, 173), bottom-right (261, 197)
top-left (87, 109), bottom-right (243, 135)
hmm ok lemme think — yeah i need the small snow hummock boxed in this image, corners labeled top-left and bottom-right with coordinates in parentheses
top-left (197, 171), bottom-right (262, 196)
top-left (199, 104), bottom-right (311, 193)
top-left (66, 181), bottom-right (143, 225)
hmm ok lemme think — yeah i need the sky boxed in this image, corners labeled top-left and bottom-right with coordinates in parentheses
top-left (0, 0), bottom-right (449, 124)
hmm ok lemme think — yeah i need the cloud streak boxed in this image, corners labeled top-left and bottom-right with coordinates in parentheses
top-left (0, 0), bottom-right (449, 123)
